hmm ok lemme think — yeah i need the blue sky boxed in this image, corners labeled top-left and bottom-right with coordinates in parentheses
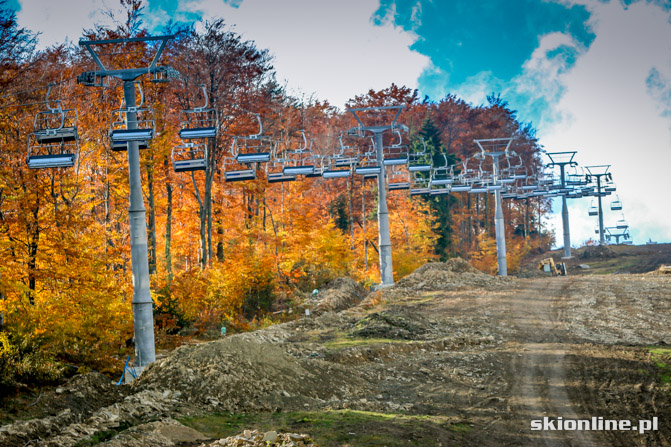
top-left (11, 0), bottom-right (671, 246)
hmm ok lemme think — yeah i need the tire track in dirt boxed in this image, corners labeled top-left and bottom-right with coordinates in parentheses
top-left (505, 278), bottom-right (603, 447)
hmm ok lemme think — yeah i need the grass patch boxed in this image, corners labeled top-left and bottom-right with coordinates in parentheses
top-left (180, 410), bottom-right (466, 446)
top-left (647, 347), bottom-right (671, 384)
top-left (323, 337), bottom-right (409, 349)
top-left (73, 421), bottom-right (133, 447)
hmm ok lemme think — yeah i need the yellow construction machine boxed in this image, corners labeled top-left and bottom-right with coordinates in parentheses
top-left (538, 258), bottom-right (567, 276)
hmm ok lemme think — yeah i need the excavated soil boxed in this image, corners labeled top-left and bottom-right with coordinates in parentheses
top-left (2, 259), bottom-right (671, 446)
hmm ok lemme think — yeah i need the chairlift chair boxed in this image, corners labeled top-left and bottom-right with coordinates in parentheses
top-left (430, 153), bottom-right (456, 188)
top-left (604, 181), bottom-right (617, 193)
top-left (382, 130), bottom-right (409, 166)
top-left (282, 133), bottom-right (317, 176)
top-left (231, 114), bottom-right (272, 163)
top-left (610, 196), bottom-right (623, 211)
top-left (172, 143), bottom-right (206, 172)
top-left (354, 139), bottom-right (381, 176)
top-left (178, 85), bottom-right (218, 140)
top-left (588, 200), bottom-right (599, 216)
top-left (409, 170), bottom-right (431, 196)
top-left (594, 225), bottom-right (600, 235)
top-left (263, 142), bottom-right (296, 183)
top-left (616, 215), bottom-right (628, 229)
top-left (27, 84), bottom-right (80, 169)
top-left (332, 134), bottom-right (360, 168)
top-left (222, 154), bottom-right (256, 182)
top-left (407, 138), bottom-right (432, 172)
top-left (109, 83), bottom-right (155, 151)
top-left (321, 153), bottom-right (352, 179)
top-left (387, 164), bottom-right (410, 191)
top-left (500, 151), bottom-right (526, 181)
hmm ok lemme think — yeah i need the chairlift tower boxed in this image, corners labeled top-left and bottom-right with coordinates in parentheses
top-left (474, 138), bottom-right (514, 276)
top-left (585, 165), bottom-right (612, 245)
top-left (347, 106), bottom-right (405, 286)
top-left (605, 226), bottom-right (630, 245)
top-left (78, 35), bottom-right (179, 377)
top-left (546, 151), bottom-right (577, 259)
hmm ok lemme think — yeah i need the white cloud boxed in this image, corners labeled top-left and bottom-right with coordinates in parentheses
top-left (16, 0), bottom-right (111, 48)
top-left (180, 0), bottom-right (430, 108)
top-left (16, 0), bottom-right (429, 110)
top-left (539, 0), bottom-right (671, 245)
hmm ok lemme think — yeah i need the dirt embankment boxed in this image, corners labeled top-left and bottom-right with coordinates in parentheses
top-left (2, 257), bottom-right (671, 447)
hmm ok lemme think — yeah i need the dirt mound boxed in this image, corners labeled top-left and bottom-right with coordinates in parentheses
top-left (349, 312), bottom-right (429, 340)
top-left (98, 418), bottom-right (208, 446)
top-left (578, 245), bottom-right (616, 259)
top-left (134, 332), bottom-right (371, 413)
top-left (648, 265), bottom-right (671, 275)
top-left (206, 429), bottom-right (316, 446)
top-left (394, 258), bottom-right (508, 291)
top-left (310, 277), bottom-right (367, 314)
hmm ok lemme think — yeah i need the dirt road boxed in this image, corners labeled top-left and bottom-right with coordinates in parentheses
top-left (1, 266), bottom-right (669, 446)
top-left (505, 278), bottom-right (602, 446)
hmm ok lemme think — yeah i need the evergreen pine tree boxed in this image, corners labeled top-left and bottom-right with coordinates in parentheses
top-left (411, 117), bottom-right (460, 260)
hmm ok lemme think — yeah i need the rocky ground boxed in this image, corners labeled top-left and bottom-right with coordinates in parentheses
top-left (1, 256), bottom-right (670, 446)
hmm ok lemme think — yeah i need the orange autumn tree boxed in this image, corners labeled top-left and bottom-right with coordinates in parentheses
top-left (0, 0), bottom-right (559, 388)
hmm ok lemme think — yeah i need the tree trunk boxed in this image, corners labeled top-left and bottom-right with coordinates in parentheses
top-left (147, 160), bottom-right (157, 275)
top-left (191, 171), bottom-right (207, 267)
top-left (524, 198), bottom-right (529, 238)
top-left (348, 177), bottom-right (354, 249)
top-left (205, 141), bottom-right (215, 265)
top-left (165, 180), bottom-right (173, 283)
top-left (27, 202), bottom-right (39, 305)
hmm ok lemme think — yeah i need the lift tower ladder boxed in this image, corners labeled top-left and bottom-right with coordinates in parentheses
top-left (78, 34), bottom-right (179, 379)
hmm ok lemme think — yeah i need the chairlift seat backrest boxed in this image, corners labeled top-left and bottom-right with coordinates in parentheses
top-left (430, 188), bottom-right (452, 196)
top-left (355, 165), bottom-right (381, 175)
top-left (174, 159), bottom-right (206, 172)
top-left (111, 140), bottom-right (149, 152)
top-left (383, 157), bottom-right (408, 166)
top-left (267, 172), bottom-right (296, 183)
top-left (111, 128), bottom-right (154, 142)
top-left (34, 127), bottom-right (78, 144)
top-left (334, 157), bottom-right (359, 167)
top-left (179, 127), bottom-right (217, 140)
top-left (431, 178), bottom-right (454, 186)
top-left (237, 152), bottom-right (271, 163)
top-left (410, 187), bottom-right (431, 196)
top-left (225, 169), bottom-right (256, 182)
top-left (284, 165), bottom-right (315, 176)
top-left (408, 164), bottom-right (431, 172)
top-left (27, 153), bottom-right (76, 169)
top-left (388, 182), bottom-right (410, 191)
top-left (322, 169), bottom-right (351, 179)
